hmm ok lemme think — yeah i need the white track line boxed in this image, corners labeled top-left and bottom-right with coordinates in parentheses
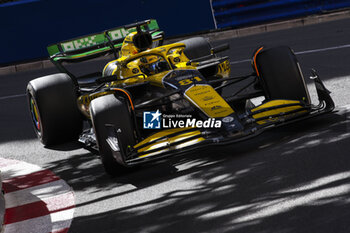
top-left (0, 94), bottom-right (26, 101)
top-left (230, 59), bottom-right (251, 64)
top-left (0, 43), bottom-right (350, 101)
top-left (294, 44), bottom-right (350, 55)
top-left (230, 43), bottom-right (350, 64)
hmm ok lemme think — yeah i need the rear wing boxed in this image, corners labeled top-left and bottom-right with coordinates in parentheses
top-left (47, 19), bottom-right (163, 63)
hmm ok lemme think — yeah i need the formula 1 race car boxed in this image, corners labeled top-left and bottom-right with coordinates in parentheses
top-left (27, 19), bottom-right (334, 176)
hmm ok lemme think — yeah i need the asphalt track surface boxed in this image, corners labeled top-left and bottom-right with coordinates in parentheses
top-left (1, 18), bottom-right (350, 233)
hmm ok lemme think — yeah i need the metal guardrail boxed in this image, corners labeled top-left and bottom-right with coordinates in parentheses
top-left (212, 0), bottom-right (350, 28)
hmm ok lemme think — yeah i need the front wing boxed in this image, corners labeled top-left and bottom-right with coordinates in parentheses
top-left (106, 75), bottom-right (334, 167)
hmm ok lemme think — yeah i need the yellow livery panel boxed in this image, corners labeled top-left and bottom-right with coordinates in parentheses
top-left (134, 128), bottom-right (204, 158)
top-left (184, 85), bottom-right (234, 118)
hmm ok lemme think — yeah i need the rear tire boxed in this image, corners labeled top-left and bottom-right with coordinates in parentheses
top-left (90, 94), bottom-right (136, 176)
top-left (26, 73), bottom-right (83, 146)
top-left (254, 46), bottom-right (310, 104)
top-left (179, 37), bottom-right (220, 78)
top-left (178, 37), bottom-right (212, 60)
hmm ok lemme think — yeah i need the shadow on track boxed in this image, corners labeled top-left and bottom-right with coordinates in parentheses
top-left (41, 108), bottom-right (350, 233)
top-left (0, 96), bottom-right (37, 144)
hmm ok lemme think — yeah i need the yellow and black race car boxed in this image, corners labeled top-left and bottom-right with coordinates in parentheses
top-left (27, 20), bottom-right (334, 176)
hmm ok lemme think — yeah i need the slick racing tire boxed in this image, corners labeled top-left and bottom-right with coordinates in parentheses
top-left (178, 37), bottom-right (212, 60)
top-left (254, 46), bottom-right (311, 104)
top-left (179, 37), bottom-right (218, 77)
top-left (27, 73), bottom-right (83, 146)
top-left (90, 94), bottom-right (136, 177)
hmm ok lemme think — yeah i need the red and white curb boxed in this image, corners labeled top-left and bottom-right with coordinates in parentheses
top-left (0, 158), bottom-right (75, 233)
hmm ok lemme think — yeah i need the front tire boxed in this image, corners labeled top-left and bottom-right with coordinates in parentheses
top-left (27, 73), bottom-right (83, 146)
top-left (254, 46), bottom-right (310, 104)
top-left (90, 94), bottom-right (136, 176)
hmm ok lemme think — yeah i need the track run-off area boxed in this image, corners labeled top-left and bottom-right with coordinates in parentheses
top-left (0, 18), bottom-right (350, 232)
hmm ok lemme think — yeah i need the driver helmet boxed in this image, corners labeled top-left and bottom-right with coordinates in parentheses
top-left (139, 55), bottom-right (162, 75)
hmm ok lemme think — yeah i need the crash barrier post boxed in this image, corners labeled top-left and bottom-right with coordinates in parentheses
top-left (0, 0), bottom-right (215, 65)
top-left (211, 0), bottom-right (350, 29)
